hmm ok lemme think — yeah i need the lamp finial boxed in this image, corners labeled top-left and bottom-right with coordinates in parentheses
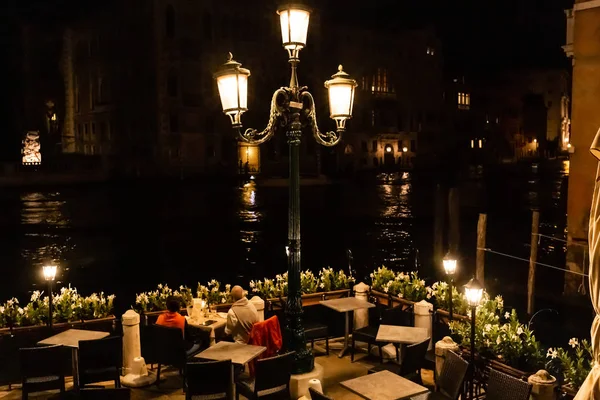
top-left (338, 64), bottom-right (343, 72)
top-left (227, 52), bottom-right (233, 62)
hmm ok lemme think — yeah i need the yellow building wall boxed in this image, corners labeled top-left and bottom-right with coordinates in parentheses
top-left (238, 144), bottom-right (261, 174)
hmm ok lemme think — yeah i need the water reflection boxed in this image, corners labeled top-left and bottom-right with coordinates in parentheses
top-left (20, 192), bottom-right (69, 226)
top-left (238, 182), bottom-right (262, 223)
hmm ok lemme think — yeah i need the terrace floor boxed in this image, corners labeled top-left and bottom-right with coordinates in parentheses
top-left (0, 340), bottom-right (435, 399)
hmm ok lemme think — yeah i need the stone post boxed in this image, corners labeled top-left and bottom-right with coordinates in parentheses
top-left (121, 310), bottom-right (156, 387)
top-left (414, 300), bottom-right (434, 350)
top-left (353, 282), bottom-right (370, 330)
top-left (435, 336), bottom-right (459, 378)
top-left (528, 370), bottom-right (557, 400)
top-left (250, 296), bottom-right (265, 322)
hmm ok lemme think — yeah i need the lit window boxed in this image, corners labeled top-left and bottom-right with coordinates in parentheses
top-left (426, 47), bottom-right (435, 55)
top-left (478, 139), bottom-right (483, 148)
top-left (371, 68), bottom-right (392, 93)
top-left (458, 92), bottom-right (470, 110)
top-left (471, 140), bottom-right (474, 148)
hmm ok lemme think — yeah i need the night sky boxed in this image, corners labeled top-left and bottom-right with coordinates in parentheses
top-left (0, 0), bottom-right (573, 161)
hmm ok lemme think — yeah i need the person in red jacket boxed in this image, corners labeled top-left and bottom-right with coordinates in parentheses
top-left (156, 296), bottom-right (200, 356)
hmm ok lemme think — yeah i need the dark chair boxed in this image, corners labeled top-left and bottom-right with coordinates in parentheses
top-left (304, 320), bottom-right (329, 356)
top-left (351, 299), bottom-right (383, 362)
top-left (20, 344), bottom-right (67, 400)
top-left (152, 325), bottom-right (202, 386)
top-left (80, 387), bottom-right (131, 399)
top-left (236, 352), bottom-right (295, 400)
top-left (486, 369), bottom-right (532, 400)
top-left (309, 387), bottom-right (335, 400)
top-left (412, 350), bottom-right (470, 400)
top-left (78, 336), bottom-right (122, 388)
top-left (186, 360), bottom-right (233, 400)
top-left (368, 337), bottom-right (430, 383)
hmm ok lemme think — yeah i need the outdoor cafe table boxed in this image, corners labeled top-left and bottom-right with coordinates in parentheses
top-left (186, 312), bottom-right (228, 346)
top-left (340, 370), bottom-right (429, 400)
top-left (38, 328), bottom-right (110, 390)
top-left (319, 297), bottom-right (375, 358)
top-left (376, 325), bottom-right (429, 345)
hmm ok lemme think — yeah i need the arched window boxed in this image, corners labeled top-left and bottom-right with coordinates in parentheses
top-left (165, 5), bottom-right (175, 38)
top-left (167, 70), bottom-right (177, 97)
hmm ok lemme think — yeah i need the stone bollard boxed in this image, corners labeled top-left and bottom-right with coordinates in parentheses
top-left (528, 370), bottom-right (557, 400)
top-left (121, 310), bottom-right (156, 387)
top-left (435, 336), bottom-right (459, 378)
top-left (250, 296), bottom-right (265, 322)
top-left (414, 300), bottom-right (434, 350)
top-left (353, 282), bottom-right (370, 330)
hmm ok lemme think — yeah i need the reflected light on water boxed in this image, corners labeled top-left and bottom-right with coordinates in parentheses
top-left (239, 183), bottom-right (262, 223)
top-left (20, 192), bottom-right (70, 226)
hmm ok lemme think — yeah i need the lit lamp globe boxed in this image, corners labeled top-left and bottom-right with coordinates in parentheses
top-left (442, 253), bottom-right (457, 277)
top-left (464, 277), bottom-right (484, 307)
top-left (403, 146), bottom-right (408, 153)
top-left (277, 4), bottom-right (311, 59)
top-left (385, 145), bottom-right (392, 153)
top-left (324, 65), bottom-right (358, 132)
top-left (43, 265), bottom-right (57, 281)
top-left (214, 53), bottom-right (250, 128)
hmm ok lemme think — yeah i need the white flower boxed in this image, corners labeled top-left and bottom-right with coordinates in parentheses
top-left (0, 306), bottom-right (4, 313)
top-left (496, 336), bottom-right (502, 345)
top-left (546, 348), bottom-right (558, 359)
top-left (369, 273), bottom-right (374, 278)
top-left (569, 338), bottom-right (579, 348)
top-left (384, 286), bottom-right (389, 293)
top-left (516, 327), bottom-right (524, 335)
top-left (426, 293), bottom-right (432, 299)
top-left (221, 298), bottom-right (226, 303)
top-left (225, 284), bottom-right (231, 291)
top-left (419, 280), bottom-right (425, 286)
top-left (319, 283), bottom-right (325, 289)
top-left (249, 281), bottom-right (255, 289)
top-left (18, 307), bottom-right (24, 315)
top-left (484, 324), bottom-right (492, 332)
top-left (504, 312), bottom-right (510, 319)
top-left (180, 285), bottom-right (184, 291)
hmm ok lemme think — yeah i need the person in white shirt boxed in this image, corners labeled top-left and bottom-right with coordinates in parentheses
top-left (225, 286), bottom-right (259, 344)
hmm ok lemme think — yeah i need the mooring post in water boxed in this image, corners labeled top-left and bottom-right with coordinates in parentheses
top-left (527, 210), bottom-right (540, 315)
top-left (434, 184), bottom-right (445, 267)
top-left (476, 213), bottom-right (487, 283)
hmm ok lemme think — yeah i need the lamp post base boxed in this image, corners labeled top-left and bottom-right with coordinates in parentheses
top-left (284, 308), bottom-right (314, 374)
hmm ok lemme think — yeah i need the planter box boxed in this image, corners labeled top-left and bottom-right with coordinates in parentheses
top-left (266, 289), bottom-right (351, 310)
top-left (370, 289), bottom-right (417, 310)
top-left (0, 316), bottom-right (116, 337)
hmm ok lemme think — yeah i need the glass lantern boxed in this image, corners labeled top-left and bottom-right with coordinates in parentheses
top-left (324, 65), bottom-right (357, 132)
top-left (214, 53), bottom-right (251, 128)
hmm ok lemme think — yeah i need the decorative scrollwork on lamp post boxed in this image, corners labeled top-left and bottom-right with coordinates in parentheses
top-left (213, 4), bottom-right (357, 374)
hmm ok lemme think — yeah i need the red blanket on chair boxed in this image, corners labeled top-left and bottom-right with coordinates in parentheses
top-left (247, 316), bottom-right (283, 375)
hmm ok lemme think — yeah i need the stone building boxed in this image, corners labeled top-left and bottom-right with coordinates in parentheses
top-left (562, 0), bottom-right (600, 293)
top-left (325, 25), bottom-right (444, 173)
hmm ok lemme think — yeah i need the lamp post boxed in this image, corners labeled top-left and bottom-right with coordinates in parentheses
top-left (464, 277), bottom-right (484, 400)
top-left (214, 4), bottom-right (357, 374)
top-left (442, 252), bottom-right (457, 320)
top-left (42, 265), bottom-right (57, 328)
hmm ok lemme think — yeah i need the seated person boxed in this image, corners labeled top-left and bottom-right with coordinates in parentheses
top-left (156, 295), bottom-right (201, 356)
top-left (225, 286), bottom-right (259, 344)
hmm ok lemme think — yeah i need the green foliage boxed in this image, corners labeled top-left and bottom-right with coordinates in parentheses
top-left (547, 338), bottom-right (593, 390)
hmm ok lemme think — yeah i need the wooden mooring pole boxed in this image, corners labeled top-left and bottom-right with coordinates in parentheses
top-left (527, 210), bottom-right (540, 315)
top-left (476, 213), bottom-right (487, 283)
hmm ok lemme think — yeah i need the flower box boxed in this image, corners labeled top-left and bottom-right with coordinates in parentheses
top-left (267, 289), bottom-right (352, 310)
top-left (0, 316), bottom-right (116, 337)
top-left (370, 289), bottom-right (417, 310)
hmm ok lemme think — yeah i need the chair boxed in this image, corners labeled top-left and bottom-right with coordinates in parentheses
top-left (80, 387), bottom-right (131, 399)
top-left (304, 320), bottom-right (329, 356)
top-left (412, 350), bottom-right (469, 400)
top-left (351, 298), bottom-right (383, 362)
top-left (486, 368), bottom-right (532, 400)
top-left (236, 352), bottom-right (295, 399)
top-left (78, 336), bottom-right (122, 388)
top-left (152, 325), bottom-right (202, 386)
top-left (368, 337), bottom-right (430, 383)
top-left (20, 344), bottom-right (67, 399)
top-left (186, 360), bottom-right (233, 400)
top-left (309, 387), bottom-right (335, 400)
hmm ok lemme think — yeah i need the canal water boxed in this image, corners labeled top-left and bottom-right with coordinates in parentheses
top-left (0, 160), bottom-right (587, 340)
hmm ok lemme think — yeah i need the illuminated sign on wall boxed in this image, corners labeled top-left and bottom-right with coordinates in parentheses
top-left (22, 131), bottom-right (42, 165)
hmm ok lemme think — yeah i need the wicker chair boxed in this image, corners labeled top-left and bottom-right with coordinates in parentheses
top-left (485, 369), bottom-right (532, 400)
top-left (185, 359), bottom-right (233, 400)
top-left (20, 344), bottom-right (68, 400)
top-left (368, 337), bottom-right (430, 383)
top-left (80, 387), bottom-right (131, 399)
top-left (235, 352), bottom-right (294, 399)
top-left (412, 350), bottom-right (469, 400)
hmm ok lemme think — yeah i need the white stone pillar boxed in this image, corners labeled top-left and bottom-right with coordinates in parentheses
top-left (122, 310), bottom-right (141, 375)
top-left (250, 296), bottom-right (265, 322)
top-left (435, 336), bottom-right (459, 378)
top-left (121, 310), bottom-right (156, 387)
top-left (528, 370), bottom-right (557, 400)
top-left (353, 282), bottom-right (370, 330)
top-left (414, 300), bottom-right (434, 349)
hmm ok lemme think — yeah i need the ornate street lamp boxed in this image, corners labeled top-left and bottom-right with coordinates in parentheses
top-left (442, 252), bottom-right (457, 319)
top-left (464, 277), bottom-right (484, 400)
top-left (43, 265), bottom-right (57, 328)
top-left (214, 4), bottom-right (357, 374)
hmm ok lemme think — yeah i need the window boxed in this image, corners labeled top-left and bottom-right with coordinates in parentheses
top-left (373, 157), bottom-right (378, 166)
top-left (426, 47), bottom-right (435, 55)
top-left (410, 140), bottom-right (416, 152)
top-left (89, 73), bottom-right (95, 110)
top-left (479, 139), bottom-right (483, 148)
top-left (458, 92), bottom-right (470, 110)
top-left (166, 5), bottom-right (175, 38)
top-left (74, 75), bottom-right (80, 112)
top-left (168, 71), bottom-right (178, 97)
top-left (371, 110), bottom-right (375, 127)
top-left (361, 76), bottom-right (368, 91)
top-left (361, 141), bottom-right (368, 152)
top-left (397, 141), bottom-right (402, 152)
top-left (100, 122), bottom-right (106, 141)
top-left (84, 123), bottom-right (88, 137)
top-left (471, 139), bottom-right (474, 148)
top-left (372, 140), bottom-right (377, 152)
top-left (371, 68), bottom-right (393, 93)
top-left (170, 114), bottom-right (179, 132)
top-left (91, 123), bottom-right (96, 137)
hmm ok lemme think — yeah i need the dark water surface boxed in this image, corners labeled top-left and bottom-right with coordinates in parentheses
top-left (0, 160), bottom-right (584, 337)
